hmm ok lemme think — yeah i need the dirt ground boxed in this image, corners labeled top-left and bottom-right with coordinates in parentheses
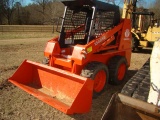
top-left (0, 37), bottom-right (151, 120)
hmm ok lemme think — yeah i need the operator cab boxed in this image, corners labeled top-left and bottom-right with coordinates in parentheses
top-left (57, 0), bottom-right (120, 48)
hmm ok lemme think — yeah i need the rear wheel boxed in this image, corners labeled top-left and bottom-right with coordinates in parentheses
top-left (81, 62), bottom-right (109, 97)
top-left (108, 56), bottom-right (128, 85)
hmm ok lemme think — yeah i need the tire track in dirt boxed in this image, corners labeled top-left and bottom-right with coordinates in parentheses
top-left (0, 66), bottom-right (18, 90)
top-left (0, 79), bottom-right (15, 90)
top-left (0, 66), bottom-right (18, 73)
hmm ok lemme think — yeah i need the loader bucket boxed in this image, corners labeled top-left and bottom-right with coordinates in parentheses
top-left (101, 93), bottom-right (160, 120)
top-left (9, 60), bottom-right (94, 114)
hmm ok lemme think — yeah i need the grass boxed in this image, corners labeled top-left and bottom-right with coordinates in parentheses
top-left (0, 32), bottom-right (59, 40)
top-left (0, 32), bottom-right (59, 84)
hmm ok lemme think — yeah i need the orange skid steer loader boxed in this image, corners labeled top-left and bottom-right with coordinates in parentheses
top-left (9, 0), bottom-right (132, 114)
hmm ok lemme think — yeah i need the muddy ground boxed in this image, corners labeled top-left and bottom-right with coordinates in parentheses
top-left (0, 38), bottom-right (151, 120)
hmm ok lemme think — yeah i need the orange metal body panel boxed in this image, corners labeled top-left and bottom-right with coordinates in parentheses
top-left (9, 60), bottom-right (94, 114)
top-left (44, 37), bottom-right (60, 57)
top-left (44, 19), bottom-right (132, 73)
top-left (54, 58), bottom-right (72, 68)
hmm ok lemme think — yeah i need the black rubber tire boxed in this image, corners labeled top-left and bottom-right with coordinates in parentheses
top-left (81, 61), bottom-right (109, 98)
top-left (121, 59), bottom-right (150, 102)
top-left (108, 56), bottom-right (128, 85)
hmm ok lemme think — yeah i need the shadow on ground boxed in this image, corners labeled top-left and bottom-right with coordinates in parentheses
top-left (71, 69), bottom-right (138, 120)
top-left (133, 48), bottom-right (152, 54)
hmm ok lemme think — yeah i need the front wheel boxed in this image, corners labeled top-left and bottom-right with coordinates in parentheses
top-left (81, 62), bottom-right (109, 97)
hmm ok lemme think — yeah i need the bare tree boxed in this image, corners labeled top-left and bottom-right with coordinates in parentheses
top-left (0, 1), bottom-right (4, 24)
top-left (32, 0), bottom-right (52, 24)
top-left (46, 1), bottom-right (64, 23)
top-left (0, 0), bottom-right (17, 24)
top-left (150, 0), bottom-right (160, 19)
top-left (14, 1), bottom-right (22, 24)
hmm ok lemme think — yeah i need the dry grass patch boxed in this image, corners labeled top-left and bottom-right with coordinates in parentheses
top-left (0, 32), bottom-right (59, 84)
top-left (0, 32), bottom-right (59, 40)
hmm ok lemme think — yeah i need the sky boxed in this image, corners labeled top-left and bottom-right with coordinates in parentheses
top-left (138, 0), bottom-right (156, 8)
top-left (23, 0), bottom-right (33, 6)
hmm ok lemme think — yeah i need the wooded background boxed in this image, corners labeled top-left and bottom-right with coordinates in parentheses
top-left (0, 0), bottom-right (160, 25)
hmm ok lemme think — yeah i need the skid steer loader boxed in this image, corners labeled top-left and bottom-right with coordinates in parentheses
top-left (9, 0), bottom-right (132, 114)
top-left (130, 0), bottom-right (160, 51)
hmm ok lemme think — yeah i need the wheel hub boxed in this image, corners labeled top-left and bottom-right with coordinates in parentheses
top-left (94, 70), bottom-right (106, 92)
top-left (118, 63), bottom-right (126, 81)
